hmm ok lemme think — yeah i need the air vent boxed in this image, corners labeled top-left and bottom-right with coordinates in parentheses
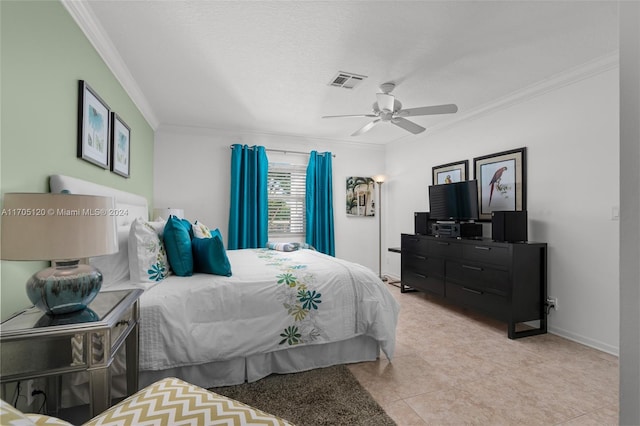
top-left (329, 72), bottom-right (367, 89)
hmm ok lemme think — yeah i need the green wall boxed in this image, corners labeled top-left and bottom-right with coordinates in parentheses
top-left (0, 1), bottom-right (154, 320)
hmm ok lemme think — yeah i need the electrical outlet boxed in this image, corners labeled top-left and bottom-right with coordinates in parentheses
top-left (547, 297), bottom-right (558, 311)
top-left (25, 380), bottom-right (35, 405)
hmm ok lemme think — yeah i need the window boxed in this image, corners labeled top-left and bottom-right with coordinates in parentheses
top-left (267, 163), bottom-right (306, 235)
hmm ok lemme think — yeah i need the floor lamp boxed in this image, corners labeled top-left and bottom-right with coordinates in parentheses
top-left (374, 175), bottom-right (387, 281)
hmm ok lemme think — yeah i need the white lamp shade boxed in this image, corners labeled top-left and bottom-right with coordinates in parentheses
top-left (1, 193), bottom-right (118, 261)
top-left (153, 207), bottom-right (185, 220)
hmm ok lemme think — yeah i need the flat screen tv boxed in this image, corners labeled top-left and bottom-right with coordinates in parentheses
top-left (428, 180), bottom-right (479, 221)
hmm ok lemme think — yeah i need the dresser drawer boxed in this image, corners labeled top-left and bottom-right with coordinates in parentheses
top-left (446, 282), bottom-right (508, 320)
top-left (402, 269), bottom-right (445, 296)
top-left (428, 239), bottom-right (462, 257)
top-left (446, 261), bottom-right (510, 296)
top-left (462, 244), bottom-right (509, 267)
top-left (110, 305), bottom-right (135, 348)
top-left (401, 234), bottom-right (429, 254)
top-left (402, 254), bottom-right (444, 276)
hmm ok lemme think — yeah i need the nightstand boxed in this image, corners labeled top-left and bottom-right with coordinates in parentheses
top-left (0, 289), bottom-right (142, 418)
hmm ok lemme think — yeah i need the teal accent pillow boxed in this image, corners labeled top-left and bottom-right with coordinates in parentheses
top-left (192, 231), bottom-right (232, 276)
top-left (163, 215), bottom-right (193, 276)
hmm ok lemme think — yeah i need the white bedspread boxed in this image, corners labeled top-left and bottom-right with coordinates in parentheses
top-left (137, 248), bottom-right (399, 371)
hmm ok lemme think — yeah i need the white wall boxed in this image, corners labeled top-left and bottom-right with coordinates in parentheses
top-left (154, 127), bottom-right (385, 272)
top-left (385, 66), bottom-right (620, 354)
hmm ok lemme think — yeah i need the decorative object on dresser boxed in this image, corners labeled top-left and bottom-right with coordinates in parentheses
top-left (473, 147), bottom-right (527, 221)
top-left (0, 193), bottom-right (118, 314)
top-left (110, 112), bottom-right (130, 178)
top-left (432, 159), bottom-right (469, 184)
top-left (77, 80), bottom-right (111, 169)
top-left (374, 174), bottom-right (385, 280)
top-left (401, 233), bottom-right (547, 339)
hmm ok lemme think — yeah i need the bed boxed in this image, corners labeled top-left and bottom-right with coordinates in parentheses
top-left (49, 174), bottom-right (399, 405)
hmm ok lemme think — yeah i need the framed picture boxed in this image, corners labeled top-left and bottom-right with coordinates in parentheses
top-left (111, 113), bottom-right (131, 178)
top-left (346, 176), bottom-right (375, 216)
top-left (473, 147), bottom-right (526, 221)
top-left (432, 160), bottom-right (468, 185)
top-left (77, 81), bottom-right (110, 169)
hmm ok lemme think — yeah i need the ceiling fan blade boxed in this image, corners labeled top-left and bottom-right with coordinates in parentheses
top-left (351, 119), bottom-right (381, 136)
top-left (322, 114), bottom-right (378, 119)
top-left (391, 117), bottom-right (426, 134)
top-left (396, 104), bottom-right (458, 117)
top-left (376, 93), bottom-right (395, 112)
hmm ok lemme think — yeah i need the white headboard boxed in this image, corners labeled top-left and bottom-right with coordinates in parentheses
top-left (49, 175), bottom-right (149, 227)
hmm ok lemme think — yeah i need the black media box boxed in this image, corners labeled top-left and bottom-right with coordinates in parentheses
top-left (432, 222), bottom-right (483, 239)
top-left (492, 210), bottom-right (528, 242)
top-left (414, 212), bottom-right (435, 236)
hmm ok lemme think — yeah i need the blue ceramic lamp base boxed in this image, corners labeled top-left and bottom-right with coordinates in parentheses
top-left (26, 260), bottom-right (102, 315)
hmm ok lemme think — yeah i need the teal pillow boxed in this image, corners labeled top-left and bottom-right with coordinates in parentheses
top-left (192, 231), bottom-right (232, 276)
top-left (163, 215), bottom-right (193, 276)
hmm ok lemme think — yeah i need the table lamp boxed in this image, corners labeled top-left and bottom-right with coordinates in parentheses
top-left (153, 207), bottom-right (185, 220)
top-left (1, 193), bottom-right (118, 315)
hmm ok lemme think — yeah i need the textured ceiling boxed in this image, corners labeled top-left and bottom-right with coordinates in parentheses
top-left (81, 1), bottom-right (618, 144)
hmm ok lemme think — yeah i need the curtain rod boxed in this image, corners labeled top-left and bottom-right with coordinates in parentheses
top-left (229, 145), bottom-right (336, 158)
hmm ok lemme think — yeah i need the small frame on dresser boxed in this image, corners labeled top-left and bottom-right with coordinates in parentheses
top-left (111, 112), bottom-right (131, 178)
top-left (77, 80), bottom-right (111, 169)
top-left (432, 160), bottom-right (468, 185)
top-left (473, 147), bottom-right (526, 221)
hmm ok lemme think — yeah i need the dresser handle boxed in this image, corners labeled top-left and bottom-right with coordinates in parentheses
top-left (116, 320), bottom-right (130, 327)
top-left (437, 242), bottom-right (449, 246)
top-left (474, 246), bottom-right (491, 251)
top-left (413, 273), bottom-right (427, 279)
top-left (413, 255), bottom-right (426, 260)
top-left (462, 287), bottom-right (483, 295)
top-left (462, 265), bottom-right (483, 271)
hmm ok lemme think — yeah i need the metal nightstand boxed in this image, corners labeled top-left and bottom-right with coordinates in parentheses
top-left (0, 289), bottom-right (142, 418)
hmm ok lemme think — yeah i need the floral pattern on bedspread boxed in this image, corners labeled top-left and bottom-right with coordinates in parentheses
top-left (258, 249), bottom-right (325, 346)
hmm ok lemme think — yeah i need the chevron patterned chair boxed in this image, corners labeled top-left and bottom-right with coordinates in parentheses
top-left (1, 377), bottom-right (294, 425)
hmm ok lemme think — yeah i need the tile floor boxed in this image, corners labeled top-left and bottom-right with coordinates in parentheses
top-left (348, 282), bottom-right (619, 426)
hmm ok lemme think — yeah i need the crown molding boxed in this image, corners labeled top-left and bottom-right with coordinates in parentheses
top-left (426, 51), bottom-right (619, 136)
top-left (61, 0), bottom-right (159, 130)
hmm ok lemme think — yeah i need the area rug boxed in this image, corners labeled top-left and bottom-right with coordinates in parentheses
top-left (211, 365), bottom-right (396, 426)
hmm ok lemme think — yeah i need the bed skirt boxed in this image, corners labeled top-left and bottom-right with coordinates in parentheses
top-left (62, 335), bottom-right (380, 407)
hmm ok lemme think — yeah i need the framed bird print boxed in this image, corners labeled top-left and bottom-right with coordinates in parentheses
top-left (432, 160), bottom-right (468, 185)
top-left (473, 147), bottom-right (526, 221)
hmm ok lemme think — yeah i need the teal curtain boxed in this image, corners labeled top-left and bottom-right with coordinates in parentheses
top-left (228, 144), bottom-right (268, 249)
top-left (306, 151), bottom-right (335, 256)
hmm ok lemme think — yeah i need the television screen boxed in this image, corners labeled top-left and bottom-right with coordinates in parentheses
top-left (428, 180), bottom-right (479, 221)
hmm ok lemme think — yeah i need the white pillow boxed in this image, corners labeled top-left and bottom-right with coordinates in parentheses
top-left (192, 220), bottom-right (212, 238)
top-left (90, 225), bottom-right (131, 287)
top-left (128, 217), bottom-right (170, 284)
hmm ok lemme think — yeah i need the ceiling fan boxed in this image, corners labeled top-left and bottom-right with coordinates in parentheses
top-left (322, 82), bottom-right (458, 136)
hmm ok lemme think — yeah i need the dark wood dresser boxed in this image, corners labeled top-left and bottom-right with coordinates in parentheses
top-left (401, 233), bottom-right (547, 339)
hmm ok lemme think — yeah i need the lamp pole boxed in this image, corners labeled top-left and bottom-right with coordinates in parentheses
top-left (375, 176), bottom-right (386, 281)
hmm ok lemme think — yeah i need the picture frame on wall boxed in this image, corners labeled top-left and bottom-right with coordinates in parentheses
top-left (77, 80), bottom-right (111, 169)
top-left (432, 160), bottom-right (468, 185)
top-left (346, 176), bottom-right (375, 216)
top-left (111, 112), bottom-right (131, 178)
top-left (473, 147), bottom-right (527, 221)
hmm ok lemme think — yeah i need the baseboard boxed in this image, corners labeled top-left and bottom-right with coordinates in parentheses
top-left (548, 325), bottom-right (619, 357)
